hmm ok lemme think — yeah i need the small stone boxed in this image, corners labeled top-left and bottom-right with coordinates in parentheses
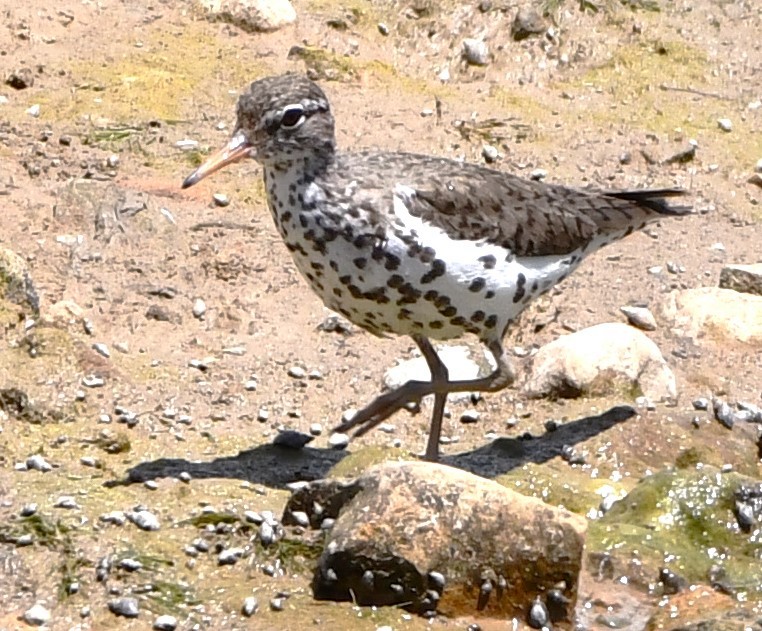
top-left (287, 365), bottom-right (306, 379)
top-left (257, 408), bottom-right (269, 422)
top-left (108, 597), bottom-right (139, 618)
top-left (259, 520), bottom-right (277, 545)
top-left (26, 454), bottom-right (53, 472)
top-left (377, 22), bottom-right (389, 36)
top-left (153, 614), bottom-right (178, 631)
top-left (529, 168), bottom-right (547, 181)
top-left (270, 597), bottom-right (285, 611)
top-left (712, 399), bottom-right (735, 429)
top-left (309, 422), bottom-right (323, 436)
top-left (528, 596), bottom-right (549, 628)
top-left (692, 398), bottom-right (709, 410)
top-left (55, 495), bottom-right (79, 509)
top-left (26, 103), bottom-right (40, 117)
top-left (717, 118), bottom-right (732, 132)
top-left (118, 558), bottom-right (143, 572)
top-left (20, 503), bottom-right (38, 517)
top-left (459, 409), bottom-right (480, 424)
top-left (175, 138), bottom-right (199, 151)
top-left (23, 604), bottom-right (50, 626)
top-left (290, 511), bottom-right (310, 527)
top-left (212, 193), bottom-right (230, 207)
top-left (328, 432), bottom-right (350, 449)
top-left (462, 38), bottom-right (489, 66)
top-left (620, 305), bottom-right (657, 331)
top-left (6, 68), bottom-right (34, 89)
top-left (242, 596), bottom-right (259, 617)
top-left (512, 5), bottom-right (546, 41)
top-left (218, 547), bottom-right (245, 565)
top-left (80, 456), bottom-right (99, 468)
top-left (100, 511), bottom-right (127, 526)
top-left (192, 298), bottom-right (206, 319)
top-left (82, 374), bottom-right (105, 388)
top-left (482, 145), bottom-right (499, 163)
top-left (92, 342), bottom-right (110, 358)
top-left (244, 379), bottom-right (257, 391)
top-left (755, 158), bottom-right (762, 173)
top-left (619, 151), bottom-right (632, 165)
top-left (128, 509), bottom-right (160, 531)
top-left (179, 471), bottom-right (192, 483)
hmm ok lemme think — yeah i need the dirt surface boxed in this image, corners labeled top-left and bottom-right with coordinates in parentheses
top-left (1, 0), bottom-right (761, 629)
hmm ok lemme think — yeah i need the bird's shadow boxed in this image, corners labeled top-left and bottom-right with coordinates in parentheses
top-left (108, 405), bottom-right (635, 489)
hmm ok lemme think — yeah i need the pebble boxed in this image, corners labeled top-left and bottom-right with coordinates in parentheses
top-left (212, 193), bottom-right (230, 207)
top-left (175, 138), bottom-right (199, 150)
top-left (128, 510), bottom-right (160, 531)
top-left (528, 596), bottom-right (549, 628)
top-left (179, 471), bottom-right (192, 483)
top-left (692, 398), bottom-right (709, 411)
top-left (55, 495), bottom-right (80, 509)
top-left (26, 454), bottom-right (53, 472)
top-left (620, 305), bottom-right (657, 331)
top-left (712, 399), bottom-right (735, 429)
top-left (242, 596), bottom-right (259, 617)
top-left (153, 614), bottom-right (178, 631)
top-left (270, 597), bottom-right (286, 611)
top-left (81, 456), bottom-right (99, 468)
top-left (192, 298), bottom-right (206, 319)
top-left (23, 604), bottom-right (51, 626)
top-left (118, 558), bottom-right (143, 571)
top-left (328, 432), bottom-right (350, 449)
top-left (257, 408), bottom-right (269, 422)
top-left (108, 597), bottom-right (139, 618)
top-left (244, 379), bottom-right (257, 391)
top-left (92, 342), bottom-right (110, 358)
top-left (529, 168), bottom-right (547, 181)
top-left (244, 510), bottom-right (263, 524)
top-left (287, 365), bottom-right (306, 379)
top-left (717, 118), bottom-right (732, 132)
top-left (259, 521), bottom-right (276, 545)
top-left (218, 547), bottom-right (245, 565)
top-left (20, 503), bottom-right (38, 517)
top-left (309, 422), bottom-right (323, 436)
top-left (482, 144), bottom-right (499, 163)
top-left (144, 480), bottom-right (158, 491)
top-left (290, 511), bottom-right (310, 527)
top-left (462, 38), bottom-right (489, 66)
top-left (100, 511), bottom-right (127, 526)
top-left (459, 409), bottom-right (480, 424)
top-left (26, 103), bottom-right (41, 117)
top-left (756, 158), bottom-right (762, 173)
top-left (82, 374), bottom-right (105, 388)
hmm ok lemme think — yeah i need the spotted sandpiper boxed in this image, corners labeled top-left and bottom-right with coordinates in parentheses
top-left (183, 73), bottom-right (690, 461)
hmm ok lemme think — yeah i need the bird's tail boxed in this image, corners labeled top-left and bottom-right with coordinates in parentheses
top-left (604, 188), bottom-right (692, 216)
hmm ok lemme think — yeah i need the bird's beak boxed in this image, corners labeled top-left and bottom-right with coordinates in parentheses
top-left (182, 132), bottom-right (253, 189)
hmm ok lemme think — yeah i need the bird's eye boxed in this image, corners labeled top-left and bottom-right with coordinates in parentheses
top-left (280, 105), bottom-right (305, 129)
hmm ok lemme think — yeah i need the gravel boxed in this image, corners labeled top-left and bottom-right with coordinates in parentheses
top-left (108, 597), bottom-right (139, 618)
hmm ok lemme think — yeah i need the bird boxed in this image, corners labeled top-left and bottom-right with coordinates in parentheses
top-left (182, 73), bottom-right (690, 461)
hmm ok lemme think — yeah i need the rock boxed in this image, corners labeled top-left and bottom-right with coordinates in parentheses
top-left (192, 298), bottom-right (207, 318)
top-left (197, 0), bottom-right (296, 32)
top-left (717, 118), bottom-right (732, 132)
top-left (661, 288), bottom-right (762, 345)
top-left (127, 509), bottom-right (161, 531)
top-left (620, 305), bottom-right (657, 331)
top-left (0, 247), bottom-right (39, 318)
top-left (153, 614), bottom-right (178, 630)
top-left (511, 6), bottom-right (546, 41)
top-left (108, 597), bottom-right (139, 618)
top-left (242, 596), bottom-right (259, 616)
top-left (385, 345), bottom-right (495, 403)
top-left (462, 39), bottom-right (489, 66)
top-left (312, 461), bottom-right (585, 619)
top-left (719, 264), bottom-right (762, 296)
top-left (524, 323), bottom-right (676, 402)
top-left (23, 603), bottom-right (51, 626)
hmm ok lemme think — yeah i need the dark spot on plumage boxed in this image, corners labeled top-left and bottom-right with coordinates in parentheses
top-left (398, 309), bottom-right (412, 321)
top-left (624, 226), bottom-right (634, 237)
top-left (312, 240), bottom-right (327, 255)
top-left (387, 274), bottom-right (404, 289)
top-left (441, 305), bottom-right (457, 318)
top-left (304, 229), bottom-right (315, 241)
top-left (397, 295), bottom-right (419, 305)
top-left (323, 228), bottom-right (338, 242)
top-left (297, 193), bottom-right (304, 203)
top-left (420, 259), bottom-right (446, 285)
top-left (329, 260), bottom-right (339, 272)
top-left (468, 277), bottom-right (486, 293)
top-left (311, 261), bottom-right (324, 271)
top-left (449, 315), bottom-right (466, 327)
top-left (513, 272), bottom-right (527, 304)
top-left (353, 257), bottom-right (367, 269)
top-left (471, 310), bottom-right (485, 323)
top-left (333, 288), bottom-right (342, 297)
top-left (288, 194), bottom-right (296, 207)
top-left (338, 307), bottom-right (351, 317)
top-left (353, 234), bottom-right (372, 249)
top-left (478, 254), bottom-right (496, 269)
top-left (398, 282), bottom-right (422, 300)
top-left (485, 290), bottom-right (495, 299)
top-left (434, 295), bottom-right (450, 310)
top-left (288, 183), bottom-right (297, 193)
top-left (277, 199), bottom-right (284, 209)
top-left (384, 253), bottom-right (401, 271)
top-left (485, 315), bottom-right (498, 329)
top-left (339, 275), bottom-right (352, 286)
top-left (424, 290), bottom-right (438, 302)
top-left (315, 280), bottom-right (325, 291)
top-left (281, 211), bottom-right (292, 223)
top-left (407, 242), bottom-right (423, 258)
top-left (348, 284), bottom-right (362, 299)
top-left (348, 207), bottom-right (360, 219)
top-left (412, 321), bottom-right (424, 330)
top-left (305, 272), bottom-right (315, 282)
top-left (531, 281), bottom-right (538, 292)
top-left (429, 320), bottom-right (444, 330)
top-left (371, 247), bottom-right (384, 262)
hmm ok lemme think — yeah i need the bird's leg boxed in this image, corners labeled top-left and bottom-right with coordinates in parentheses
top-left (334, 336), bottom-right (516, 461)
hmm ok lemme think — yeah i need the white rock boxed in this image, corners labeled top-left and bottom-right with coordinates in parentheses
top-left (23, 604), bottom-right (51, 626)
top-left (192, 298), bottom-right (207, 319)
top-left (524, 323), bottom-right (676, 402)
top-left (661, 287), bottom-right (762, 345)
top-left (26, 454), bottom-right (53, 472)
top-left (462, 38), bottom-right (489, 66)
top-left (620, 305), bottom-right (657, 331)
top-left (154, 614), bottom-right (178, 630)
top-left (197, 0), bottom-right (296, 32)
top-left (717, 118), bottom-right (732, 132)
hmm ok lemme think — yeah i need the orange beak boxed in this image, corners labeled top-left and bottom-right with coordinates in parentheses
top-left (182, 132), bottom-right (253, 189)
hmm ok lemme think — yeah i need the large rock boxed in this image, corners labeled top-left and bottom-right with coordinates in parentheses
top-left (524, 323), bottom-right (676, 402)
top-left (719, 263), bottom-right (762, 296)
top-left (198, 0), bottom-right (296, 32)
top-left (661, 287), bottom-right (762, 345)
top-left (302, 461), bottom-right (586, 621)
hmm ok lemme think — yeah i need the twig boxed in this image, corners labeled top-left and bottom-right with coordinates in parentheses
top-left (658, 84), bottom-right (729, 100)
top-left (190, 221), bottom-right (257, 232)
